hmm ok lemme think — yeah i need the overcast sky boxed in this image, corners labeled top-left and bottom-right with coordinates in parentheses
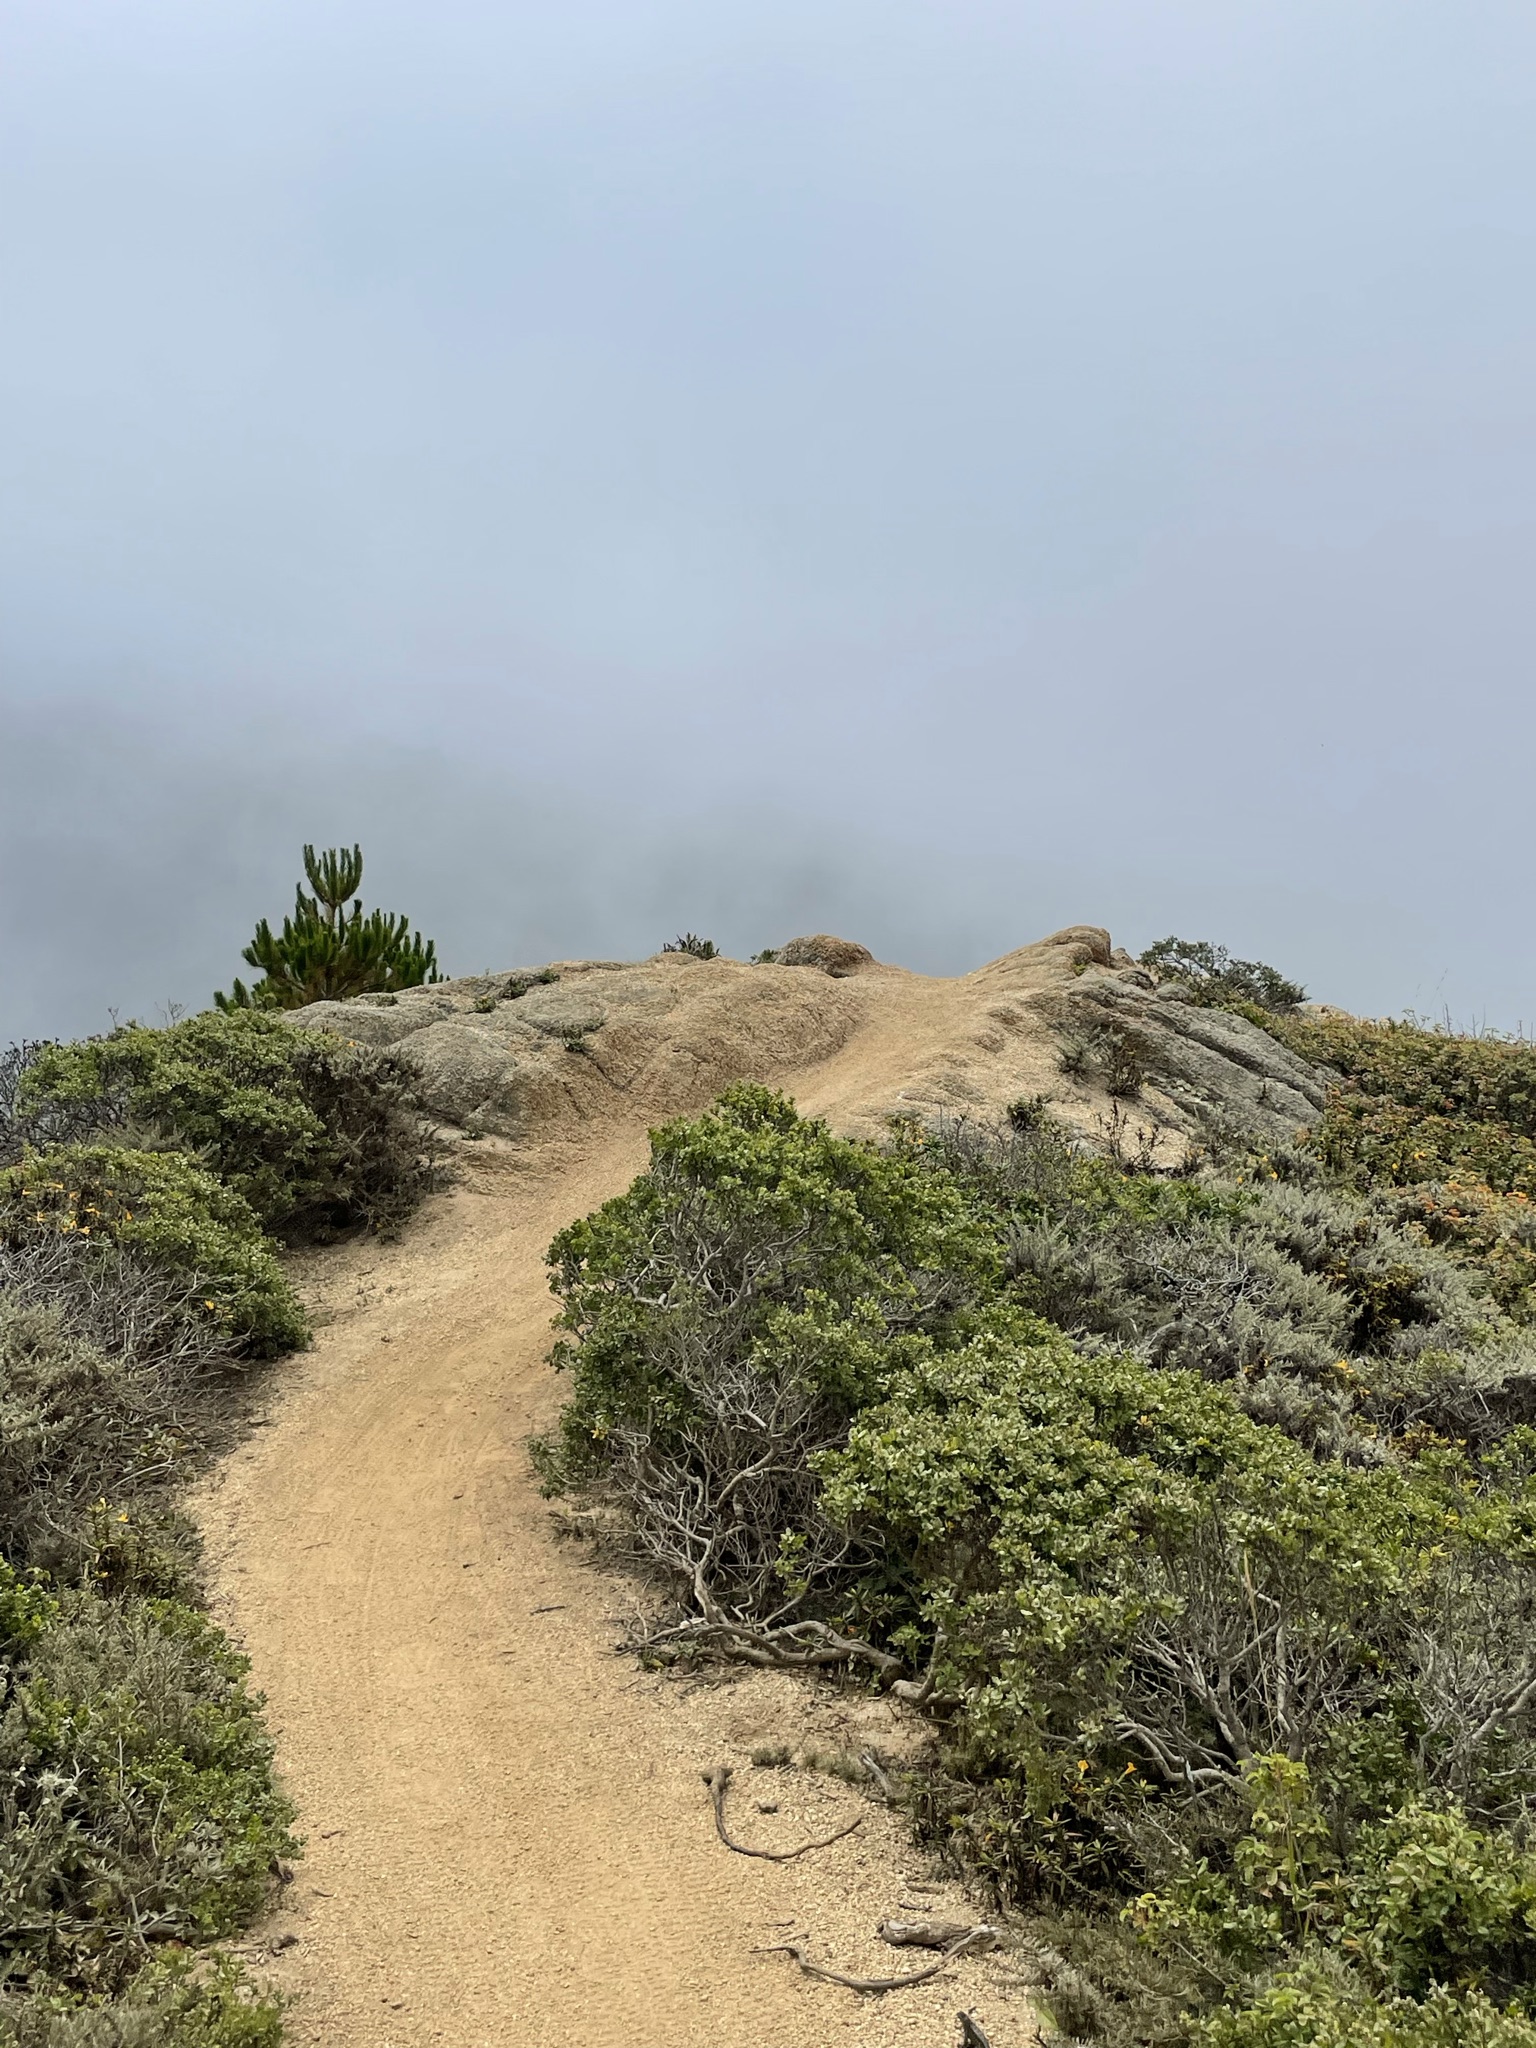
top-left (3, 0), bottom-right (1534, 1042)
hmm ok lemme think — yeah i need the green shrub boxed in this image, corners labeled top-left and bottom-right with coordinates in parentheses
top-left (542, 1075), bottom-right (1536, 2041)
top-left (0, 1148), bottom-right (306, 1358)
top-left (1260, 1014), bottom-right (1536, 1150)
top-left (0, 1295), bottom-right (173, 1579)
top-left (0, 1953), bottom-right (283, 2047)
top-left (661, 934), bottom-right (719, 959)
top-left (1243, 1012), bottom-right (1536, 1319)
top-left (1140, 938), bottom-right (1307, 1013)
top-left (1340, 1801), bottom-right (1536, 2001)
top-left (542, 1083), bottom-right (997, 1486)
top-left (1197, 1968), bottom-right (1536, 2047)
top-left (537, 1084), bottom-right (998, 1631)
top-left (0, 1588), bottom-right (296, 1995)
top-left (0, 1562), bottom-right (59, 1655)
top-left (20, 1010), bottom-right (438, 1241)
top-left (818, 1324), bottom-right (1459, 1897)
top-left (1133, 1771), bottom-right (1536, 2001)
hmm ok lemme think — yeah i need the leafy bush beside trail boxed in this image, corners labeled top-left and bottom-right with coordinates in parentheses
top-left (534, 1083), bottom-right (996, 1661)
top-left (0, 1955), bottom-right (283, 2048)
top-left (0, 997), bottom-right (441, 2042)
top-left (1195, 1970), bottom-right (1536, 2048)
top-left (15, 1010), bottom-right (439, 1241)
top-left (0, 1225), bottom-right (299, 2036)
top-left (540, 1052), bottom-right (1536, 2044)
top-left (0, 1148), bottom-right (306, 1358)
top-left (0, 1567), bottom-right (296, 1997)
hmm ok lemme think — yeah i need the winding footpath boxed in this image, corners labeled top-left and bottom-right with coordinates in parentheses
top-left (197, 1112), bottom-right (1039, 2047)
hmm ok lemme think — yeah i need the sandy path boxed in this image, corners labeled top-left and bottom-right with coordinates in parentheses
top-left (199, 1116), bottom-right (1039, 2048)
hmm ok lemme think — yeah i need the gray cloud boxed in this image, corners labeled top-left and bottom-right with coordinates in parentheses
top-left (4, 1), bottom-right (1534, 1041)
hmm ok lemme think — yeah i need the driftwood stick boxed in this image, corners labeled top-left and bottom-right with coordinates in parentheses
top-left (703, 1765), bottom-right (863, 1861)
top-left (753, 1928), bottom-right (988, 1993)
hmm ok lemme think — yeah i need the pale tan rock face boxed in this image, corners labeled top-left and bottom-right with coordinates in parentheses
top-left (292, 925), bottom-right (1324, 1154)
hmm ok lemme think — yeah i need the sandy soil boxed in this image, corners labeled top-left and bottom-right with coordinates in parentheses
top-left (195, 946), bottom-right (1133, 2046)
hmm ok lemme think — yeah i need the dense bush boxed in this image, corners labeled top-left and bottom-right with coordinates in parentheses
top-left (0, 1955), bottom-right (282, 2048)
top-left (0, 1218), bottom-right (297, 2038)
top-left (925, 1113), bottom-right (1494, 1460)
top-left (17, 1010), bottom-right (438, 1241)
top-left (0, 1570), bottom-right (296, 1995)
top-left (543, 1063), bottom-right (1536, 2045)
top-left (0, 1147), bottom-right (306, 1358)
top-left (535, 1083), bottom-right (996, 1658)
top-left (0, 998), bottom-right (439, 2036)
top-left (0, 1272), bottom-right (235, 1581)
top-left (1240, 1012), bottom-right (1536, 1334)
top-left (1196, 1971), bottom-right (1536, 2048)
top-left (1140, 939), bottom-right (1307, 1014)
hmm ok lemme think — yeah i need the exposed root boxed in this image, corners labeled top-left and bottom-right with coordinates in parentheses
top-left (753, 1927), bottom-right (988, 1993)
top-left (859, 1748), bottom-right (899, 1800)
top-left (703, 1764), bottom-right (863, 1861)
top-left (648, 1615), bottom-right (904, 1678)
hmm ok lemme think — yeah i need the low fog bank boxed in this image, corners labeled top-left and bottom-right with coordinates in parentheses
top-left (0, 699), bottom-right (1485, 1048)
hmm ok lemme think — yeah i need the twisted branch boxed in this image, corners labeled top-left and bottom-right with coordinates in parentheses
top-left (703, 1764), bottom-right (863, 1861)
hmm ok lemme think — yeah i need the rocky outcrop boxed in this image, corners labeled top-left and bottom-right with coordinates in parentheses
top-left (292, 956), bottom-right (866, 1141)
top-left (291, 929), bottom-right (1329, 1157)
top-left (1042, 966), bottom-right (1328, 1146)
top-left (774, 935), bottom-right (877, 976)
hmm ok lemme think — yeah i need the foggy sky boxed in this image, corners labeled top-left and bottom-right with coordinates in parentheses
top-left (4, 1), bottom-right (1535, 1043)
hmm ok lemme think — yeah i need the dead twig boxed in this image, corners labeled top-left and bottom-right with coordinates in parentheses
top-left (753, 1928), bottom-right (987, 1993)
top-left (859, 1748), bottom-right (898, 1800)
top-left (703, 1764), bottom-right (863, 1861)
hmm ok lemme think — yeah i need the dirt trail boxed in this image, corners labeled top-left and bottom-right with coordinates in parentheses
top-left (200, 1126), bottom-right (1041, 2048)
top-left (203, 943), bottom-right (1211, 2044)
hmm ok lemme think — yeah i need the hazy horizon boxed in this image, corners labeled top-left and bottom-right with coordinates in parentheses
top-left (5, 1), bottom-right (1534, 1043)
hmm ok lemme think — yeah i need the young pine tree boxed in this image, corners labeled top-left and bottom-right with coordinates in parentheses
top-left (216, 845), bottom-right (443, 1011)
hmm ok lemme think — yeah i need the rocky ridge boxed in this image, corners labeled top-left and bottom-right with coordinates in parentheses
top-left (294, 925), bottom-right (1327, 1156)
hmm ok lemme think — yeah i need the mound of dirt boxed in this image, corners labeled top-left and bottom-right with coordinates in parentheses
top-left (294, 924), bottom-right (1325, 1152)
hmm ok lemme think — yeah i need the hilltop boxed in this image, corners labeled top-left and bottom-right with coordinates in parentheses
top-left (293, 924), bottom-right (1323, 1153)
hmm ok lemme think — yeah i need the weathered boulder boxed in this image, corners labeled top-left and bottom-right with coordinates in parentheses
top-left (1043, 967), bottom-right (1327, 1145)
top-left (774, 935), bottom-right (876, 977)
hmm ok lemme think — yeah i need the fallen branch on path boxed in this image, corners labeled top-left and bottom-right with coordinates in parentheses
top-left (648, 1614), bottom-right (905, 1678)
top-left (703, 1764), bottom-right (862, 1861)
top-left (753, 1927), bottom-right (989, 1993)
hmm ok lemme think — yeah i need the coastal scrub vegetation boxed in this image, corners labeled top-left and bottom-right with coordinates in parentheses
top-left (0, 994), bottom-right (440, 2042)
top-left (538, 962), bottom-right (1536, 2046)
